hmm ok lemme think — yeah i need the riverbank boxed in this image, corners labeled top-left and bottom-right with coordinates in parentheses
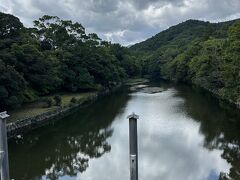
top-left (8, 78), bottom-right (148, 123)
top-left (156, 77), bottom-right (240, 110)
top-left (190, 83), bottom-right (240, 110)
top-left (6, 83), bottom-right (123, 139)
top-left (8, 92), bottom-right (95, 123)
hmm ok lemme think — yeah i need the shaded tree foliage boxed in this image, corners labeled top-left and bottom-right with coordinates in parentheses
top-left (131, 19), bottom-right (240, 105)
top-left (0, 59), bottom-right (27, 109)
top-left (0, 13), bottom-right (138, 109)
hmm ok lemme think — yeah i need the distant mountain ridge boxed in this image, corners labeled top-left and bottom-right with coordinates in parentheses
top-left (131, 19), bottom-right (240, 52)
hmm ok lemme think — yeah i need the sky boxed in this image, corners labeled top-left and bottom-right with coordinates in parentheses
top-left (1, 0), bottom-right (240, 46)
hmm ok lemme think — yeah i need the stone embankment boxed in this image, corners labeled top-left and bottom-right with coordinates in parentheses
top-left (6, 86), bottom-right (119, 139)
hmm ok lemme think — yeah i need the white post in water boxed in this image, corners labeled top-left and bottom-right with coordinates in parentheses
top-left (127, 112), bottom-right (139, 180)
top-left (0, 111), bottom-right (10, 180)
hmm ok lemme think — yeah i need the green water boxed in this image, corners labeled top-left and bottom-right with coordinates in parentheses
top-left (8, 82), bottom-right (240, 180)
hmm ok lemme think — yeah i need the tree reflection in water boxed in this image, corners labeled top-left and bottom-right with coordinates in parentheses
top-left (173, 84), bottom-right (240, 179)
top-left (8, 88), bottom-right (129, 180)
top-left (43, 127), bottom-right (113, 179)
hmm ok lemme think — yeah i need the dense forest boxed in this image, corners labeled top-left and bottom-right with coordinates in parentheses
top-left (1, 12), bottom-right (240, 110)
top-left (0, 12), bottom-right (141, 110)
top-left (131, 19), bottom-right (240, 106)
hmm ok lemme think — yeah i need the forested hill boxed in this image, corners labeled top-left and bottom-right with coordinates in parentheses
top-left (131, 19), bottom-right (239, 52)
top-left (0, 12), bottom-right (141, 110)
top-left (130, 19), bottom-right (240, 106)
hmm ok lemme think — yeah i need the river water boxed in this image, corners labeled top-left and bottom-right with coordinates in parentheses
top-left (8, 81), bottom-right (240, 180)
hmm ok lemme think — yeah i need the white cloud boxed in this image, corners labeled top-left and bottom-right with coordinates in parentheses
top-left (0, 0), bottom-right (240, 45)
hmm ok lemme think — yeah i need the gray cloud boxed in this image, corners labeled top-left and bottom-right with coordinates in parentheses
top-left (1, 0), bottom-right (240, 45)
top-left (131, 0), bottom-right (185, 9)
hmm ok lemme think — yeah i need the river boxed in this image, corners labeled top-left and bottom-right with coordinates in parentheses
top-left (8, 81), bottom-right (240, 180)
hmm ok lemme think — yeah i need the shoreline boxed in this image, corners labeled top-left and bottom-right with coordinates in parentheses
top-left (6, 84), bottom-right (122, 139)
top-left (7, 78), bottom-right (238, 139)
top-left (158, 77), bottom-right (240, 110)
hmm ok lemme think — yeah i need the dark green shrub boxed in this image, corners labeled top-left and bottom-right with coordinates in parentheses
top-left (54, 95), bottom-right (62, 106)
top-left (70, 97), bottom-right (77, 103)
top-left (46, 98), bottom-right (53, 107)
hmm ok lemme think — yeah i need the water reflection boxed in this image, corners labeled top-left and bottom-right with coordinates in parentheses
top-left (173, 84), bottom-right (240, 179)
top-left (73, 87), bottom-right (231, 180)
top-left (8, 89), bottom-right (130, 180)
top-left (128, 89), bottom-right (230, 180)
top-left (8, 83), bottom-right (240, 180)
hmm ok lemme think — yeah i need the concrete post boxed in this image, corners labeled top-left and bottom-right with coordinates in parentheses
top-left (0, 111), bottom-right (10, 180)
top-left (0, 151), bottom-right (4, 166)
top-left (127, 112), bottom-right (139, 180)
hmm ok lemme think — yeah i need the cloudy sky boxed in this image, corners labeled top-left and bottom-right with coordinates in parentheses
top-left (1, 0), bottom-right (240, 45)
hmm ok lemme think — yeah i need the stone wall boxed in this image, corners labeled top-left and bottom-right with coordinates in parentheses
top-left (6, 85), bottom-right (121, 139)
